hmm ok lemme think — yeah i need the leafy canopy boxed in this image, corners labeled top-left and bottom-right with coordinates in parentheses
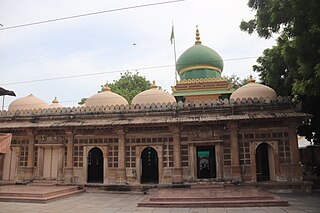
top-left (223, 74), bottom-right (248, 90)
top-left (240, 0), bottom-right (320, 144)
top-left (104, 71), bottom-right (151, 104)
top-left (78, 71), bottom-right (151, 105)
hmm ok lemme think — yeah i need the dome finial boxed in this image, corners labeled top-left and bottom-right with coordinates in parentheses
top-left (104, 82), bottom-right (111, 91)
top-left (52, 97), bottom-right (59, 103)
top-left (195, 25), bottom-right (202, 45)
top-left (248, 74), bottom-right (256, 83)
top-left (150, 80), bottom-right (158, 89)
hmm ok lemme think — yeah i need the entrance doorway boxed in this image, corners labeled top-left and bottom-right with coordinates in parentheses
top-left (141, 147), bottom-right (158, 183)
top-left (256, 143), bottom-right (270, 181)
top-left (43, 147), bottom-right (59, 179)
top-left (196, 146), bottom-right (216, 178)
top-left (87, 147), bottom-right (103, 183)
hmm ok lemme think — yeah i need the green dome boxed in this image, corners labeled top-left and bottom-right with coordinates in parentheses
top-left (176, 29), bottom-right (224, 80)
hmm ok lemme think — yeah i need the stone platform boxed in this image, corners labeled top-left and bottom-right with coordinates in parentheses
top-left (138, 185), bottom-right (289, 208)
top-left (0, 184), bottom-right (83, 203)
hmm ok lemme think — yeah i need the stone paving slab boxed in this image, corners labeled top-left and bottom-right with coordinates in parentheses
top-left (0, 192), bottom-right (319, 213)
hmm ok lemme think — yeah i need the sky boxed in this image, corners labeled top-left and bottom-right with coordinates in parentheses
top-left (0, 0), bottom-right (277, 109)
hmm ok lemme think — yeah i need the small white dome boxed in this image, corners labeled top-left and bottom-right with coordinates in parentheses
top-left (230, 76), bottom-right (277, 100)
top-left (8, 94), bottom-right (49, 111)
top-left (48, 97), bottom-right (63, 108)
top-left (85, 84), bottom-right (128, 107)
top-left (131, 81), bottom-right (176, 105)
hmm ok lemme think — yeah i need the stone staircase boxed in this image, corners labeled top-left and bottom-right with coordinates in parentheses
top-left (138, 185), bottom-right (289, 208)
top-left (0, 184), bottom-right (83, 203)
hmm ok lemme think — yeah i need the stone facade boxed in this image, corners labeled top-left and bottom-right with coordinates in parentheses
top-left (0, 97), bottom-right (308, 185)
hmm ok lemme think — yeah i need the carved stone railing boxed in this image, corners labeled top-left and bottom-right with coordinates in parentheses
top-left (0, 96), bottom-right (291, 118)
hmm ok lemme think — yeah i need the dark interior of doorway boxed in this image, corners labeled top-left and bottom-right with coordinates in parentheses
top-left (196, 146), bottom-right (216, 178)
top-left (141, 147), bottom-right (159, 184)
top-left (256, 143), bottom-right (270, 181)
top-left (87, 147), bottom-right (103, 183)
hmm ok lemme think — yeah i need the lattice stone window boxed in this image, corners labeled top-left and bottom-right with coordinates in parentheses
top-left (125, 144), bottom-right (136, 168)
top-left (181, 144), bottom-right (189, 167)
top-left (239, 141), bottom-right (250, 165)
top-left (223, 141), bottom-right (231, 166)
top-left (163, 143), bottom-right (173, 168)
top-left (33, 147), bottom-right (38, 167)
top-left (64, 146), bottom-right (67, 167)
top-left (73, 145), bottom-right (83, 167)
top-left (279, 140), bottom-right (291, 164)
top-left (108, 144), bottom-right (118, 168)
top-left (19, 139), bottom-right (29, 167)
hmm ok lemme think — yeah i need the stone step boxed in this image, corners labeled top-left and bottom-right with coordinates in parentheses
top-left (138, 199), bottom-right (289, 208)
top-left (0, 189), bottom-right (83, 203)
top-left (0, 186), bottom-right (79, 198)
top-left (149, 195), bottom-right (275, 202)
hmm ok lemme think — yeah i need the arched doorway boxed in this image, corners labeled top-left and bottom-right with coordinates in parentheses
top-left (256, 143), bottom-right (270, 181)
top-left (141, 147), bottom-right (159, 183)
top-left (87, 147), bottom-right (103, 183)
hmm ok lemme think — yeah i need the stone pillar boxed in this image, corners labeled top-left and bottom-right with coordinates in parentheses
top-left (26, 130), bottom-right (34, 179)
top-left (250, 142), bottom-right (257, 182)
top-left (172, 127), bottom-right (183, 184)
top-left (64, 132), bottom-right (74, 183)
top-left (117, 128), bottom-right (127, 184)
top-left (57, 146), bottom-right (64, 180)
top-left (288, 123), bottom-right (302, 181)
top-left (229, 122), bottom-right (241, 179)
top-left (37, 146), bottom-right (44, 178)
top-left (273, 144), bottom-right (281, 180)
top-left (215, 143), bottom-right (224, 179)
top-left (189, 144), bottom-right (196, 180)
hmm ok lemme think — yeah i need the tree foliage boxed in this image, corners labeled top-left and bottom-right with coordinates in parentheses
top-left (241, 0), bottom-right (320, 144)
top-left (103, 71), bottom-right (151, 104)
top-left (78, 71), bottom-right (151, 105)
top-left (223, 74), bottom-right (247, 90)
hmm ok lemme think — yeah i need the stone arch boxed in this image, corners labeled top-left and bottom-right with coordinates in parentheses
top-left (140, 147), bottom-right (159, 183)
top-left (87, 147), bottom-right (104, 183)
top-left (255, 142), bottom-right (276, 181)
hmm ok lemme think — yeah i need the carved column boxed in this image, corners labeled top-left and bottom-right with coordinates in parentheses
top-left (64, 131), bottom-right (74, 183)
top-left (26, 130), bottom-right (35, 179)
top-left (189, 143), bottom-right (196, 180)
top-left (172, 127), bottom-right (183, 184)
top-left (215, 142), bottom-right (224, 179)
top-left (229, 122), bottom-right (241, 179)
top-left (288, 122), bottom-right (302, 181)
top-left (37, 146), bottom-right (44, 178)
top-left (117, 128), bottom-right (127, 184)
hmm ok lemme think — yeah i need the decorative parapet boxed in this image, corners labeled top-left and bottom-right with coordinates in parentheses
top-left (176, 77), bottom-right (226, 84)
top-left (0, 96), bottom-right (291, 118)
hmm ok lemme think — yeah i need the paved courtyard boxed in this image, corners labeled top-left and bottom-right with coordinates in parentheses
top-left (0, 192), bottom-right (319, 213)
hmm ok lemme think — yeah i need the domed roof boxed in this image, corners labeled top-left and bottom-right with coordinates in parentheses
top-left (230, 76), bottom-right (277, 100)
top-left (8, 94), bottom-right (49, 111)
top-left (131, 81), bottom-right (176, 105)
top-left (176, 28), bottom-right (223, 80)
top-left (49, 97), bottom-right (63, 108)
top-left (85, 83), bottom-right (128, 107)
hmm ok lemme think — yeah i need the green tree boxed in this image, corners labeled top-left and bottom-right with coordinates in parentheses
top-left (223, 74), bottom-right (247, 90)
top-left (240, 0), bottom-right (320, 144)
top-left (104, 71), bottom-right (151, 104)
top-left (78, 71), bottom-right (151, 105)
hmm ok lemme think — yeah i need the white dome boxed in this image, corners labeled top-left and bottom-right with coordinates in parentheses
top-left (85, 84), bottom-right (128, 107)
top-left (230, 76), bottom-right (277, 100)
top-left (8, 94), bottom-right (49, 111)
top-left (131, 81), bottom-right (176, 105)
